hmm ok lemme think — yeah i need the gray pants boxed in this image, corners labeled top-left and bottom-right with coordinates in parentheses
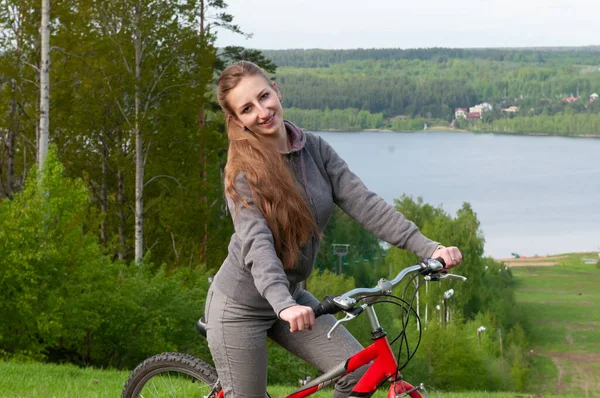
top-left (205, 285), bottom-right (367, 397)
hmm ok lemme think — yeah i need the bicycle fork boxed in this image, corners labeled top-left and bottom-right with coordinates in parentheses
top-left (387, 378), bottom-right (428, 398)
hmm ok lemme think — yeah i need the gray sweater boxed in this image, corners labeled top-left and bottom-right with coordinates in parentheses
top-left (212, 121), bottom-right (439, 316)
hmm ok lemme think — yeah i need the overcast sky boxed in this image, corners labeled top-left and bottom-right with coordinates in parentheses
top-left (215, 0), bottom-right (600, 50)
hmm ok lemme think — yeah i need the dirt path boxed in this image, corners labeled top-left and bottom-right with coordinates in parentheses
top-left (509, 253), bottom-right (600, 397)
top-left (549, 356), bottom-right (566, 394)
top-left (539, 352), bottom-right (600, 397)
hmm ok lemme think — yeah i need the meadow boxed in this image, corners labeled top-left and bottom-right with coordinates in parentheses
top-left (1, 252), bottom-right (598, 398)
top-left (0, 361), bottom-right (582, 398)
top-left (508, 253), bottom-right (600, 398)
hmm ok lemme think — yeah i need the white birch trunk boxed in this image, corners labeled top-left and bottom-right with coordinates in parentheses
top-left (38, 0), bottom-right (50, 168)
top-left (198, 0), bottom-right (207, 263)
top-left (100, 143), bottom-right (108, 246)
top-left (118, 168), bottom-right (126, 261)
top-left (7, 78), bottom-right (18, 198)
top-left (134, 0), bottom-right (144, 262)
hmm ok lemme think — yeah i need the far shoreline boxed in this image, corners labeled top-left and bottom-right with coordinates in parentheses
top-left (494, 251), bottom-right (599, 267)
top-left (314, 126), bottom-right (600, 139)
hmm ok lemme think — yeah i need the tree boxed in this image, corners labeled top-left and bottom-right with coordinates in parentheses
top-left (0, 0), bottom-right (40, 198)
top-left (38, 0), bottom-right (50, 168)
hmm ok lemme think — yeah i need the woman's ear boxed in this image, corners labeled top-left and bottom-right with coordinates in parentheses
top-left (228, 114), bottom-right (245, 130)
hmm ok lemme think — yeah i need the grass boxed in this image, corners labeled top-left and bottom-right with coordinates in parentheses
top-left (2, 253), bottom-right (598, 398)
top-left (0, 360), bottom-right (586, 398)
top-left (509, 252), bottom-right (600, 397)
top-left (0, 361), bottom-right (128, 397)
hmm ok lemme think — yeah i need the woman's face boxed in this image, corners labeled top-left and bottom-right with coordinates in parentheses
top-left (226, 74), bottom-right (284, 137)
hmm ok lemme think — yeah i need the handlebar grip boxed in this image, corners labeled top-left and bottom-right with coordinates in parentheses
top-left (435, 257), bottom-right (447, 269)
top-left (312, 295), bottom-right (342, 318)
top-left (312, 304), bottom-right (324, 318)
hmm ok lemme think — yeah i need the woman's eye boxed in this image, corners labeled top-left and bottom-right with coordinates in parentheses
top-left (261, 92), bottom-right (269, 99)
top-left (242, 106), bottom-right (250, 114)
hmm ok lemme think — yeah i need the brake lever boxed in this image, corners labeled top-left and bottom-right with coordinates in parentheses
top-left (425, 273), bottom-right (467, 282)
top-left (327, 305), bottom-right (365, 339)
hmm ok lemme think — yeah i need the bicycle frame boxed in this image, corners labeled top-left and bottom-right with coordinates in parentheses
top-left (209, 260), bottom-right (462, 398)
top-left (285, 332), bottom-right (421, 398)
top-left (214, 304), bottom-right (423, 398)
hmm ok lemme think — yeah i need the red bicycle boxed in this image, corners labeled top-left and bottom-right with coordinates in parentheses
top-left (122, 258), bottom-right (466, 398)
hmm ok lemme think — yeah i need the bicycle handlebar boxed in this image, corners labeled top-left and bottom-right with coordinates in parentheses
top-left (313, 257), bottom-right (465, 318)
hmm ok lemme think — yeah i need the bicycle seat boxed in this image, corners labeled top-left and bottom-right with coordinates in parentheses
top-left (196, 316), bottom-right (207, 337)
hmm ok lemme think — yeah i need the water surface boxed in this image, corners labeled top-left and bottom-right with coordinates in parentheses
top-left (315, 131), bottom-right (600, 258)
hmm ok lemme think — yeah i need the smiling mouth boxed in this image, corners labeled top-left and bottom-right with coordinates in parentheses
top-left (261, 114), bottom-right (275, 126)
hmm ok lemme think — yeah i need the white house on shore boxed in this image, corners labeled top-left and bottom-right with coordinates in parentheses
top-left (454, 108), bottom-right (467, 119)
top-left (501, 106), bottom-right (519, 113)
top-left (470, 102), bottom-right (493, 114)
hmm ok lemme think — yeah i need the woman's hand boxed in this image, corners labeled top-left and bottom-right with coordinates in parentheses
top-left (431, 245), bottom-right (462, 269)
top-left (279, 305), bottom-right (315, 333)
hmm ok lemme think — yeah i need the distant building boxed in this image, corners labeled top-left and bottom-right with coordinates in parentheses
top-left (501, 106), bottom-right (519, 113)
top-left (481, 102), bottom-right (493, 111)
top-left (590, 93), bottom-right (599, 102)
top-left (467, 112), bottom-right (481, 120)
top-left (469, 102), bottom-right (493, 114)
top-left (561, 96), bottom-right (579, 103)
top-left (454, 108), bottom-right (467, 119)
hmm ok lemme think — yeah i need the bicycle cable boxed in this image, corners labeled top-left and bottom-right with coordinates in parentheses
top-left (356, 289), bottom-right (423, 370)
top-left (397, 276), bottom-right (424, 371)
top-left (395, 272), bottom-right (421, 362)
top-left (353, 270), bottom-right (429, 378)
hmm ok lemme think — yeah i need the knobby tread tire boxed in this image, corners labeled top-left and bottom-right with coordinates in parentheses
top-left (121, 352), bottom-right (220, 398)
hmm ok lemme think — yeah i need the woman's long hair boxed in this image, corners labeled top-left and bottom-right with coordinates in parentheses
top-left (217, 61), bottom-right (318, 270)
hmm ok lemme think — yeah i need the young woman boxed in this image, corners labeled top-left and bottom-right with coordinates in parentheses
top-left (205, 61), bottom-right (463, 398)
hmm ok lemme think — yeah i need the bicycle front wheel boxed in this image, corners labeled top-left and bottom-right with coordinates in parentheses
top-left (121, 352), bottom-right (221, 398)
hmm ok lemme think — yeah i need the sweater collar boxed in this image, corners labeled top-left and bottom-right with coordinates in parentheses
top-left (282, 120), bottom-right (306, 154)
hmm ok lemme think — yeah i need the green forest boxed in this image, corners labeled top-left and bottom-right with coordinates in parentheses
top-left (263, 48), bottom-right (600, 135)
top-left (0, 1), bottom-right (593, 395)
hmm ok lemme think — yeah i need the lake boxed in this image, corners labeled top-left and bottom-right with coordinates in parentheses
top-left (314, 131), bottom-right (600, 258)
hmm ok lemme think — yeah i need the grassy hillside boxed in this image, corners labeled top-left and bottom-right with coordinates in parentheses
top-left (507, 252), bottom-right (600, 397)
top-left (1, 252), bottom-right (598, 398)
top-left (0, 360), bottom-right (582, 398)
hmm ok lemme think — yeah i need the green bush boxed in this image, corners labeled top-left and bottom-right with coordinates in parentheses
top-left (0, 152), bottom-right (535, 390)
top-left (0, 149), bottom-right (212, 369)
top-left (380, 196), bottom-right (532, 392)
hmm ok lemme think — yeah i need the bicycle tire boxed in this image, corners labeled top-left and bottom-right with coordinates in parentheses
top-left (121, 352), bottom-right (221, 398)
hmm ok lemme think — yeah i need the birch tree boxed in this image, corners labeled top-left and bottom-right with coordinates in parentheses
top-left (132, 0), bottom-right (143, 261)
top-left (38, 0), bottom-right (49, 168)
top-left (0, 0), bottom-right (40, 198)
top-left (2, 0), bottom-right (266, 269)
top-left (90, 0), bottom-right (214, 263)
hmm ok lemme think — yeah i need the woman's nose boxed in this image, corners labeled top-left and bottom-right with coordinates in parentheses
top-left (256, 104), bottom-right (270, 119)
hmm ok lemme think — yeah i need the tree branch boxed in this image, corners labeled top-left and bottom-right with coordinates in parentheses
top-left (170, 230), bottom-right (180, 262)
top-left (143, 174), bottom-right (184, 189)
top-left (23, 61), bottom-right (40, 73)
top-left (142, 139), bottom-right (152, 169)
top-left (141, 58), bottom-right (175, 120)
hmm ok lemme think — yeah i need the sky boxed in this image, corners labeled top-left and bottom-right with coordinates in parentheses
top-left (215, 0), bottom-right (600, 50)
